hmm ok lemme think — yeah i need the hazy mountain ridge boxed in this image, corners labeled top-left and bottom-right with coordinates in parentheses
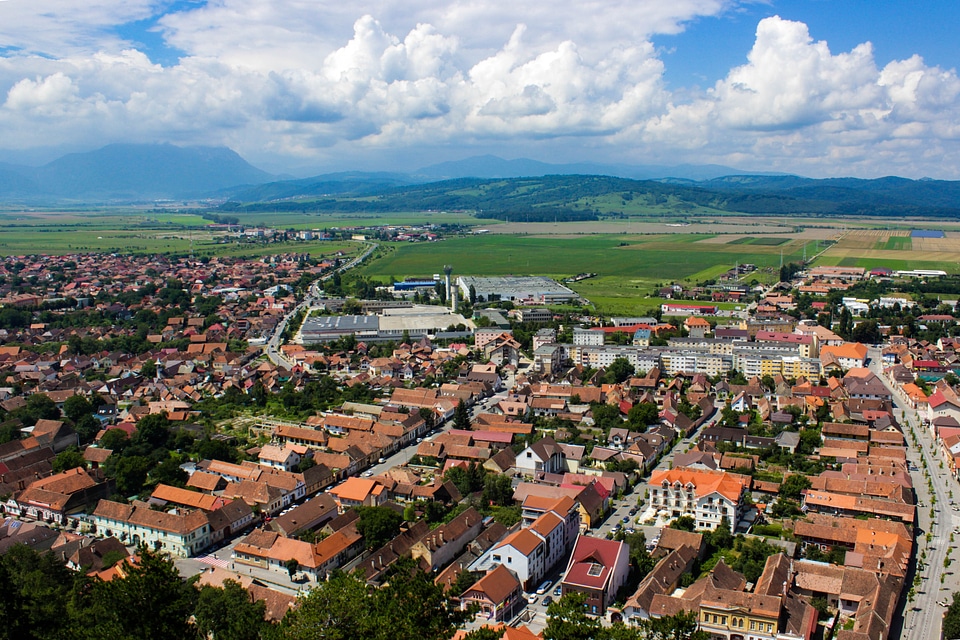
top-left (0, 144), bottom-right (274, 202)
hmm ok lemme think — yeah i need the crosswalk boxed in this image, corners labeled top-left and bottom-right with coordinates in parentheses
top-left (197, 554), bottom-right (230, 569)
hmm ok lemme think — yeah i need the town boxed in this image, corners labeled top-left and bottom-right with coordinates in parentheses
top-left (0, 239), bottom-right (958, 640)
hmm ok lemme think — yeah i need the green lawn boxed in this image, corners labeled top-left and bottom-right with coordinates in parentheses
top-left (881, 236), bottom-right (912, 250)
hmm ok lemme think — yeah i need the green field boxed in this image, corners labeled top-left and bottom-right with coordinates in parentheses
top-left (0, 211), bottom-right (363, 258)
top-left (880, 236), bottom-right (912, 250)
top-left (728, 236), bottom-right (790, 246)
top-left (359, 234), bottom-right (801, 315)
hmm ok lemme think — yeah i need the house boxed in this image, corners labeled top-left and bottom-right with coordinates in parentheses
top-left (328, 477), bottom-right (388, 512)
top-left (460, 564), bottom-right (523, 622)
top-left (410, 507), bottom-right (483, 572)
top-left (647, 468), bottom-right (750, 533)
top-left (87, 499), bottom-right (212, 557)
top-left (684, 317), bottom-right (711, 339)
top-left (258, 444), bottom-right (307, 472)
top-left (559, 535), bottom-right (630, 615)
top-left (9, 467), bottom-right (113, 524)
top-left (819, 343), bottom-right (868, 370)
top-left (515, 436), bottom-right (566, 476)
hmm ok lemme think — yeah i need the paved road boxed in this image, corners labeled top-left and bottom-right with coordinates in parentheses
top-left (262, 241), bottom-right (378, 367)
top-left (868, 347), bottom-right (955, 640)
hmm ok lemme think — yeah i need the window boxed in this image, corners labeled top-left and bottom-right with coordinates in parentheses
top-left (750, 621), bottom-right (755, 630)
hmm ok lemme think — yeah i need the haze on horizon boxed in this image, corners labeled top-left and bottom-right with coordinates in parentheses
top-left (1, 1), bottom-right (959, 179)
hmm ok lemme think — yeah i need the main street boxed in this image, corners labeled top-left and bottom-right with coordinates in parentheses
top-left (263, 241), bottom-right (378, 368)
top-left (868, 346), bottom-right (957, 640)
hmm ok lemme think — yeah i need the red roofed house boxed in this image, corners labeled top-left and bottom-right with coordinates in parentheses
top-left (559, 534), bottom-right (630, 615)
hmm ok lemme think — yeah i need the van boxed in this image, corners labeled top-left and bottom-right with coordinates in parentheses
top-left (536, 580), bottom-right (552, 595)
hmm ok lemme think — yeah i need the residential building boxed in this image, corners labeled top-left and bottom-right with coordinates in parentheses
top-left (647, 468), bottom-right (750, 533)
top-left (559, 535), bottom-right (630, 615)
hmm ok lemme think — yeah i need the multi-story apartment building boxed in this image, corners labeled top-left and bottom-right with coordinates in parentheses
top-left (647, 468), bottom-right (750, 533)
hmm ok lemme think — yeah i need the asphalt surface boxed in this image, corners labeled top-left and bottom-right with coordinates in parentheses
top-left (868, 346), bottom-right (955, 640)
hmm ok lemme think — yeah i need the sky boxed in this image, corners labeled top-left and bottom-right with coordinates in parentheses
top-left (2, 1), bottom-right (960, 178)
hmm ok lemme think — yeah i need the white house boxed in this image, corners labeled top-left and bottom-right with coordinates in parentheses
top-left (516, 436), bottom-right (566, 476)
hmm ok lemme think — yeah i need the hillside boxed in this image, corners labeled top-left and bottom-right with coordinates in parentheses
top-left (218, 173), bottom-right (960, 220)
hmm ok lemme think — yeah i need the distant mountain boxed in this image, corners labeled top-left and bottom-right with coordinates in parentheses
top-left (222, 171), bottom-right (416, 202)
top-left (0, 144), bottom-right (275, 202)
top-left (219, 172), bottom-right (960, 220)
top-left (412, 154), bottom-right (784, 182)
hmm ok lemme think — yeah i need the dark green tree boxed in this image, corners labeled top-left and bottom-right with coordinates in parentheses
top-left (355, 506), bottom-right (404, 550)
top-left (193, 580), bottom-right (269, 640)
top-left (453, 399), bottom-right (470, 430)
top-left (779, 474), bottom-right (812, 500)
top-left (51, 447), bottom-right (86, 474)
top-left (72, 547), bottom-right (198, 640)
top-left (544, 592), bottom-right (602, 640)
top-left (603, 357), bottom-right (635, 384)
top-left (62, 395), bottom-right (94, 424)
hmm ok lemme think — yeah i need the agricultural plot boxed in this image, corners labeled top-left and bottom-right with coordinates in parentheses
top-left (727, 236), bottom-right (790, 246)
top-left (360, 234), bottom-right (799, 315)
top-left (814, 229), bottom-right (960, 272)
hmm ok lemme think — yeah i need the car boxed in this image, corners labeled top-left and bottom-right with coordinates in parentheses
top-left (536, 580), bottom-right (552, 595)
top-left (626, 528), bottom-right (635, 534)
top-left (378, 457), bottom-right (385, 464)
top-left (527, 593), bottom-right (538, 604)
top-left (554, 585), bottom-right (562, 596)
top-left (362, 471), bottom-right (373, 477)
top-left (629, 508), bottom-right (637, 516)
top-left (622, 516), bottom-right (630, 523)
top-left (542, 596), bottom-right (553, 607)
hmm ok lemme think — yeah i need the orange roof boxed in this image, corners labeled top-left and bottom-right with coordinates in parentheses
top-left (329, 477), bottom-right (379, 502)
top-left (495, 529), bottom-right (544, 556)
top-left (649, 467), bottom-right (750, 502)
top-left (820, 342), bottom-right (868, 361)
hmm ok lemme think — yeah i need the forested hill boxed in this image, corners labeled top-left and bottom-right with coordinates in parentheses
top-left (218, 173), bottom-right (960, 220)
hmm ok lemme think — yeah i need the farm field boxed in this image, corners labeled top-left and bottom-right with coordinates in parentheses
top-left (0, 210), bottom-right (362, 259)
top-left (359, 233), bottom-right (804, 315)
top-left (813, 228), bottom-right (960, 272)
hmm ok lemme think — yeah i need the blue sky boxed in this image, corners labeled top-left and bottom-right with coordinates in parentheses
top-left (1, 0), bottom-right (960, 179)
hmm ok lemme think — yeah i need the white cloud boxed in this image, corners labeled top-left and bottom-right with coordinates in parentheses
top-left (0, 4), bottom-right (959, 177)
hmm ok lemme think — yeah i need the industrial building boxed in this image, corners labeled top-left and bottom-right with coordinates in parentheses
top-left (457, 276), bottom-right (577, 305)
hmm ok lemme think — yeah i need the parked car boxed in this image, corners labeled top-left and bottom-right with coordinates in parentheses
top-left (542, 596), bottom-right (553, 607)
top-left (536, 580), bottom-right (552, 595)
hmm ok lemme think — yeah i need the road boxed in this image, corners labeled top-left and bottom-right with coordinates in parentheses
top-left (868, 346), bottom-right (955, 640)
top-left (262, 241), bottom-right (378, 367)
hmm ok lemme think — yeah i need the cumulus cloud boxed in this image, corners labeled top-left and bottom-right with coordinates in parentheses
top-left (0, 3), bottom-right (960, 177)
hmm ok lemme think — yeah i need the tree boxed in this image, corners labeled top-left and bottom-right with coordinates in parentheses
top-left (482, 474), bottom-right (514, 507)
top-left (670, 515), bottom-right (696, 532)
top-left (193, 580), bottom-right (269, 640)
top-left (779, 474), bottom-right (812, 500)
top-left (62, 395), bottom-right (94, 424)
top-left (638, 611), bottom-right (709, 640)
top-left (943, 592), bottom-right (960, 640)
top-left (603, 357), bottom-right (635, 384)
top-left (98, 428), bottom-right (129, 453)
top-left (130, 412), bottom-right (172, 450)
top-left (544, 592), bottom-right (602, 640)
top-left (51, 447), bottom-right (86, 474)
top-left (355, 506), bottom-right (404, 550)
top-left (140, 360), bottom-right (157, 379)
top-left (627, 402), bottom-right (658, 430)
top-left (73, 546), bottom-right (198, 640)
top-left (444, 462), bottom-right (486, 497)
top-left (150, 457), bottom-right (188, 488)
top-left (453, 399), bottom-right (470, 430)
top-left (74, 415), bottom-right (101, 445)
top-left (285, 558), bottom-right (300, 579)
top-left (468, 284), bottom-right (477, 305)
top-left (110, 455), bottom-right (152, 496)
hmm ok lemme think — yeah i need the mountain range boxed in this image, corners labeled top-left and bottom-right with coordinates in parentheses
top-left (2, 144), bottom-right (960, 220)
